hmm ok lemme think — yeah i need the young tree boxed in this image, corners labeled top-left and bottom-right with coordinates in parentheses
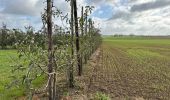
top-left (80, 6), bottom-right (84, 36)
top-left (79, 6), bottom-right (84, 74)
top-left (88, 18), bottom-right (93, 55)
top-left (68, 0), bottom-right (74, 88)
top-left (6, 0), bottom-right (102, 99)
top-left (73, 0), bottom-right (82, 76)
top-left (47, 0), bottom-right (53, 99)
top-left (85, 8), bottom-right (88, 35)
top-left (83, 6), bottom-right (94, 63)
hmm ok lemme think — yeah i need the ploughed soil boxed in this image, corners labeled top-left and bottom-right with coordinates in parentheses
top-left (70, 47), bottom-right (145, 100)
top-left (59, 47), bottom-right (145, 100)
top-left (69, 45), bottom-right (170, 100)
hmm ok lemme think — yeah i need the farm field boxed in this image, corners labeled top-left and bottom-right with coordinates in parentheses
top-left (1, 0), bottom-right (170, 99)
top-left (1, 37), bottom-right (170, 99)
top-left (86, 37), bottom-right (170, 99)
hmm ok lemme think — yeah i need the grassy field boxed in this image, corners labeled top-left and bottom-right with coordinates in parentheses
top-left (0, 50), bottom-right (46, 100)
top-left (88, 36), bottom-right (170, 99)
top-left (0, 50), bottom-right (25, 100)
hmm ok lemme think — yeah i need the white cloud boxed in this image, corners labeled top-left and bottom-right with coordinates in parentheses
top-left (0, 0), bottom-right (170, 35)
top-left (93, 0), bottom-right (170, 35)
top-left (1, 0), bottom-right (43, 16)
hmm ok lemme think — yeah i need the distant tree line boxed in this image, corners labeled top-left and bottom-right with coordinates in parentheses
top-left (0, 24), bottom-right (83, 50)
top-left (0, 25), bottom-right (43, 49)
top-left (113, 33), bottom-right (135, 37)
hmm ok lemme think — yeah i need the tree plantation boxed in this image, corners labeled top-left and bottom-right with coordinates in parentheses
top-left (0, 0), bottom-right (102, 99)
top-left (1, 0), bottom-right (170, 100)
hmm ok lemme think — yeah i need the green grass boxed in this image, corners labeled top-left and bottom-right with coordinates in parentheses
top-left (103, 36), bottom-right (170, 57)
top-left (104, 38), bottom-right (170, 47)
top-left (127, 49), bottom-right (165, 60)
top-left (0, 50), bottom-right (46, 100)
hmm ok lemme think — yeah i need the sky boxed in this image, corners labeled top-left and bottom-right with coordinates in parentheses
top-left (0, 0), bottom-right (170, 35)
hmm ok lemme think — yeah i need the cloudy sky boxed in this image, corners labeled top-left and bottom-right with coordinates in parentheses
top-left (0, 0), bottom-right (170, 35)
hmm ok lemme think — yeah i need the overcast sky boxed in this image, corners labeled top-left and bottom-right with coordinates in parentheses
top-left (0, 0), bottom-right (170, 35)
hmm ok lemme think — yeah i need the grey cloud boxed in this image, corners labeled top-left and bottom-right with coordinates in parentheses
top-left (1, 0), bottom-right (43, 16)
top-left (131, 0), bottom-right (170, 12)
top-left (92, 0), bottom-right (103, 3)
top-left (86, 0), bottom-right (104, 6)
top-left (1, 0), bottom-right (170, 35)
top-left (1, 0), bottom-right (69, 16)
top-left (0, 0), bottom-right (70, 31)
top-left (109, 11), bottom-right (131, 20)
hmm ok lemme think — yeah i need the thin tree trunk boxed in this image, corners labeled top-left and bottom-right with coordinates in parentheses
top-left (80, 6), bottom-right (84, 71)
top-left (69, 0), bottom-right (74, 88)
top-left (81, 7), bottom-right (84, 36)
top-left (88, 19), bottom-right (92, 56)
top-left (85, 10), bottom-right (88, 35)
top-left (53, 73), bottom-right (56, 99)
top-left (47, 0), bottom-right (53, 99)
top-left (73, 0), bottom-right (82, 76)
top-left (53, 52), bottom-right (57, 99)
top-left (84, 10), bottom-right (88, 63)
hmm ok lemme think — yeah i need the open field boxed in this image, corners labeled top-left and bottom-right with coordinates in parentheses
top-left (0, 50), bottom-right (45, 100)
top-left (1, 37), bottom-right (170, 99)
top-left (86, 37), bottom-right (170, 99)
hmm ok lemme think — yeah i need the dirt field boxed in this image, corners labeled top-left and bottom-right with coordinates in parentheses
top-left (80, 37), bottom-right (170, 100)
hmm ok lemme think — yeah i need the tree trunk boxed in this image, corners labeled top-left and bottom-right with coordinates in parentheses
top-left (47, 0), bottom-right (53, 99)
top-left (84, 9), bottom-right (88, 63)
top-left (85, 10), bottom-right (88, 35)
top-left (80, 6), bottom-right (84, 71)
top-left (88, 19), bottom-right (92, 56)
top-left (69, 0), bottom-right (74, 88)
top-left (73, 0), bottom-right (82, 76)
top-left (81, 7), bottom-right (84, 36)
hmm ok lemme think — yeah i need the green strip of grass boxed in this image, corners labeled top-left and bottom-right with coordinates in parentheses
top-left (0, 50), bottom-right (46, 100)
